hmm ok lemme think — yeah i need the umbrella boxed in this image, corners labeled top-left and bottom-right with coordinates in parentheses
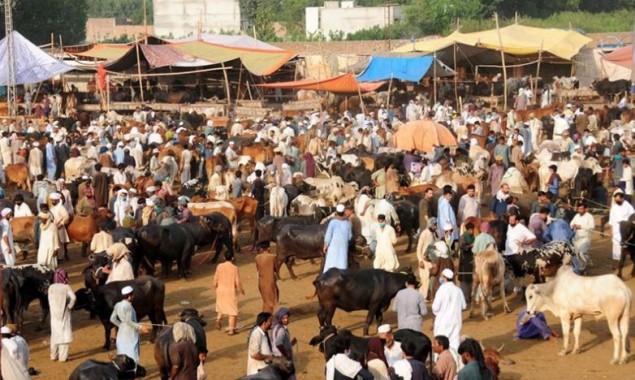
top-left (392, 119), bottom-right (457, 153)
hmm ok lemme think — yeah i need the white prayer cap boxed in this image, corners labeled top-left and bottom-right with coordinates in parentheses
top-left (235, 118), bottom-right (240, 122)
top-left (121, 286), bottom-right (134, 296)
top-left (1, 208), bottom-right (12, 217)
top-left (152, 148), bottom-right (160, 154)
top-left (206, 120), bottom-right (214, 127)
top-left (32, 141), bottom-right (40, 147)
top-left (128, 188), bottom-right (138, 194)
top-left (53, 120), bottom-right (59, 126)
top-left (282, 163), bottom-right (289, 169)
top-left (614, 188), bottom-right (625, 197)
top-left (176, 127), bottom-right (186, 134)
top-left (0, 326), bottom-right (12, 334)
top-left (441, 268), bottom-right (454, 280)
top-left (146, 186), bottom-right (156, 193)
top-left (146, 199), bottom-right (155, 207)
top-left (566, 103), bottom-right (573, 108)
top-left (206, 135), bottom-right (215, 143)
top-left (470, 138), bottom-right (478, 146)
top-left (49, 192), bottom-right (62, 200)
top-left (336, 204), bottom-right (345, 213)
top-left (377, 324), bottom-right (392, 334)
top-left (117, 142), bottom-right (124, 147)
top-left (229, 141), bottom-right (235, 145)
top-left (255, 162), bottom-right (266, 171)
top-left (82, 175), bottom-right (89, 180)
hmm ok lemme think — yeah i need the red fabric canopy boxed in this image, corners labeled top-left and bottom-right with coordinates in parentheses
top-left (603, 46), bottom-right (633, 68)
top-left (257, 73), bottom-right (384, 94)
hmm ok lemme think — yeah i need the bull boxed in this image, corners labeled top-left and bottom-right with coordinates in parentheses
top-left (154, 308), bottom-right (207, 380)
top-left (515, 241), bottom-right (576, 282)
top-left (617, 214), bottom-right (635, 279)
top-left (469, 250), bottom-right (511, 320)
top-left (255, 213), bottom-right (326, 247)
top-left (313, 268), bottom-right (411, 336)
top-left (2, 264), bottom-right (54, 332)
top-left (181, 213), bottom-right (234, 264)
top-left (74, 276), bottom-right (168, 349)
top-left (238, 356), bottom-right (295, 380)
top-left (68, 354), bottom-right (146, 380)
top-left (135, 223), bottom-right (196, 278)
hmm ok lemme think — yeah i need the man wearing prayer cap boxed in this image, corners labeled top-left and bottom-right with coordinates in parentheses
top-left (0, 207), bottom-right (15, 266)
top-left (50, 192), bottom-right (71, 261)
top-left (322, 204), bottom-right (353, 273)
top-left (47, 268), bottom-right (76, 362)
top-left (110, 285), bottom-right (150, 363)
top-left (432, 267), bottom-right (466, 351)
top-left (1, 323), bottom-right (31, 379)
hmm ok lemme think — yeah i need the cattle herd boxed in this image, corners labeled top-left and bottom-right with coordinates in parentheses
top-left (1, 79), bottom-right (635, 379)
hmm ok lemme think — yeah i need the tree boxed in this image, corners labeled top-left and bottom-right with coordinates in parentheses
top-left (87, 0), bottom-right (153, 25)
top-left (405, 0), bottom-right (483, 35)
top-left (0, 0), bottom-right (88, 45)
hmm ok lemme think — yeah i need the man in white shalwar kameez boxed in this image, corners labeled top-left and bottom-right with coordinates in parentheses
top-left (372, 214), bottom-right (399, 272)
top-left (48, 268), bottom-right (76, 362)
top-left (104, 243), bottom-right (135, 283)
top-left (0, 207), bottom-right (15, 266)
top-left (608, 190), bottom-right (635, 265)
top-left (50, 193), bottom-right (70, 261)
top-left (37, 212), bottom-right (59, 269)
top-left (28, 142), bottom-right (43, 180)
top-left (570, 203), bottom-right (595, 269)
top-left (110, 286), bottom-right (150, 363)
top-left (432, 269), bottom-right (466, 351)
top-left (1, 325), bottom-right (31, 379)
top-left (90, 225), bottom-right (113, 253)
top-left (416, 218), bottom-right (438, 301)
top-left (354, 189), bottom-right (375, 244)
top-left (113, 189), bottom-right (130, 227)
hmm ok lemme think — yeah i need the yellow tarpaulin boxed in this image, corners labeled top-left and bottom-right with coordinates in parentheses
top-left (393, 24), bottom-right (591, 61)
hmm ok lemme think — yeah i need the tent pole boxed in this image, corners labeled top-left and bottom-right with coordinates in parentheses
top-left (433, 52), bottom-right (437, 104)
top-left (453, 44), bottom-right (459, 110)
top-left (535, 41), bottom-right (543, 106)
top-left (236, 65), bottom-right (244, 102)
top-left (135, 42), bottom-right (145, 103)
top-left (495, 13), bottom-right (508, 111)
top-left (221, 62), bottom-right (232, 105)
top-left (387, 75), bottom-right (393, 108)
top-left (357, 81), bottom-right (366, 115)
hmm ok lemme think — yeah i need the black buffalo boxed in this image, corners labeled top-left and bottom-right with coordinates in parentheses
top-left (255, 214), bottom-right (326, 246)
top-left (592, 79), bottom-right (630, 99)
top-left (2, 264), bottom-right (54, 332)
top-left (393, 328), bottom-right (433, 365)
top-left (336, 163), bottom-right (372, 190)
top-left (182, 213), bottom-right (234, 264)
top-left (394, 199), bottom-right (419, 253)
top-left (238, 356), bottom-right (295, 380)
top-left (69, 354), bottom-right (145, 380)
top-left (275, 221), bottom-right (362, 279)
top-left (74, 276), bottom-right (168, 349)
top-left (313, 268), bottom-right (410, 336)
top-left (82, 251), bottom-right (112, 293)
top-left (618, 214), bottom-right (635, 279)
top-left (136, 223), bottom-right (196, 278)
top-left (154, 308), bottom-right (208, 380)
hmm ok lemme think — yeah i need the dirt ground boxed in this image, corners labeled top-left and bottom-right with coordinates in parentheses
top-left (17, 218), bottom-right (635, 380)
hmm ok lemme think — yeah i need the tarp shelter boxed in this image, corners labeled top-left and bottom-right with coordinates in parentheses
top-left (0, 31), bottom-right (73, 85)
top-left (602, 45), bottom-right (633, 68)
top-left (106, 44), bottom-right (215, 71)
top-left (392, 120), bottom-right (457, 153)
top-left (357, 55), bottom-right (434, 82)
top-left (393, 24), bottom-right (591, 61)
top-left (257, 73), bottom-right (384, 94)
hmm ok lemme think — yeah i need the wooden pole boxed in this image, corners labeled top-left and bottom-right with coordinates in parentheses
top-left (236, 65), bottom-right (244, 101)
top-left (387, 76), bottom-right (393, 107)
top-left (356, 80), bottom-right (366, 115)
top-left (135, 42), bottom-right (145, 103)
top-left (143, 0), bottom-right (148, 35)
top-left (535, 40), bottom-right (544, 106)
top-left (453, 44), bottom-right (459, 108)
top-left (221, 62), bottom-right (232, 105)
top-left (495, 13), bottom-right (508, 110)
top-left (433, 52), bottom-right (437, 104)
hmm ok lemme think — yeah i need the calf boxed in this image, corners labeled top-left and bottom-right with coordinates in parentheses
top-left (470, 250), bottom-right (511, 320)
top-left (309, 326), bottom-right (370, 362)
top-left (525, 265), bottom-right (631, 364)
top-left (313, 268), bottom-right (410, 335)
top-left (483, 344), bottom-right (516, 379)
top-left (74, 276), bottom-right (168, 349)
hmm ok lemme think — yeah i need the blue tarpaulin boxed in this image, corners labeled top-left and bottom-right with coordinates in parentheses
top-left (357, 55), bottom-right (433, 82)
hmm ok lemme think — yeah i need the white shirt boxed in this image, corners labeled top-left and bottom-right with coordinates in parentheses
top-left (384, 340), bottom-right (403, 368)
top-left (457, 194), bottom-right (480, 224)
top-left (13, 203), bottom-right (33, 217)
top-left (326, 353), bottom-right (363, 380)
top-left (432, 281), bottom-right (466, 350)
top-left (148, 132), bottom-right (163, 145)
top-left (113, 171), bottom-right (127, 186)
top-left (553, 117), bottom-right (569, 140)
top-left (609, 200), bottom-right (635, 231)
top-left (504, 223), bottom-right (536, 256)
top-left (393, 359), bottom-right (414, 380)
top-left (622, 166), bottom-right (633, 195)
top-left (570, 212), bottom-right (595, 240)
top-left (247, 327), bottom-right (272, 375)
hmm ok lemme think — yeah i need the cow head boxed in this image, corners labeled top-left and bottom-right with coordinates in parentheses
top-left (524, 284), bottom-right (545, 316)
top-left (73, 288), bottom-right (96, 311)
top-left (264, 356), bottom-right (295, 378)
top-left (309, 326), bottom-right (339, 358)
top-left (179, 308), bottom-right (207, 327)
top-left (112, 354), bottom-right (146, 379)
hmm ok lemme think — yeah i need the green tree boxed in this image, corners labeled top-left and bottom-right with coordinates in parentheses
top-left (405, 0), bottom-right (483, 35)
top-left (1, 0), bottom-right (88, 45)
top-left (253, 0), bottom-right (280, 41)
top-left (87, 0), bottom-right (153, 25)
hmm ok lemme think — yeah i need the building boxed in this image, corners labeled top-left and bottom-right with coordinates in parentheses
top-left (86, 18), bottom-right (153, 43)
top-left (153, 0), bottom-right (241, 38)
top-left (306, 1), bottom-right (404, 40)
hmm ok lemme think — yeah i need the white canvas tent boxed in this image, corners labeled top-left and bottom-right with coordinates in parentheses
top-left (0, 31), bottom-right (72, 85)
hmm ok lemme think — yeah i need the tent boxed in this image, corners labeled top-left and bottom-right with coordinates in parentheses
top-left (602, 45), bottom-right (633, 69)
top-left (357, 55), bottom-right (433, 82)
top-left (0, 31), bottom-right (73, 85)
top-left (106, 44), bottom-right (216, 71)
top-left (257, 73), bottom-right (384, 94)
top-left (392, 120), bottom-right (457, 153)
top-left (393, 24), bottom-right (591, 61)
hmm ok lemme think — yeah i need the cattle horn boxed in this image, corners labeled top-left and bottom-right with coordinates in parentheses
top-left (497, 343), bottom-right (505, 353)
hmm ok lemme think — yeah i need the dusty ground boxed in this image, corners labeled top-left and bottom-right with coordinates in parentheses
top-left (17, 220), bottom-right (635, 380)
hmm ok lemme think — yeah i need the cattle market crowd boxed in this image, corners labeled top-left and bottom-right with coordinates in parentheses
top-left (0, 84), bottom-right (634, 380)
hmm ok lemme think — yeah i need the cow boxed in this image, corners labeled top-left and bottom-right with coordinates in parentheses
top-left (394, 199), bottom-right (419, 253)
top-left (592, 79), bottom-right (630, 100)
top-left (5, 163), bottom-right (31, 190)
top-left (290, 195), bottom-right (326, 216)
top-left (1, 264), bottom-right (54, 332)
top-left (313, 268), bottom-right (410, 336)
top-left (226, 196), bottom-right (259, 231)
top-left (69, 354), bottom-right (146, 380)
top-left (617, 214), bottom-right (635, 279)
top-left (393, 329), bottom-right (433, 365)
top-left (65, 156), bottom-right (95, 180)
top-left (469, 250), bottom-right (511, 320)
top-left (238, 356), bottom-right (295, 380)
top-left (73, 276), bottom-right (168, 349)
top-left (270, 185), bottom-right (288, 217)
top-left (255, 213), bottom-right (327, 247)
top-left (525, 265), bottom-right (631, 364)
top-left (482, 344), bottom-right (516, 380)
top-left (135, 223), bottom-right (196, 278)
top-left (303, 176), bottom-right (359, 205)
top-left (187, 201), bottom-right (238, 247)
top-left (182, 213), bottom-right (234, 264)
top-left (154, 308), bottom-right (207, 380)
top-left (67, 210), bottom-right (112, 257)
top-left (515, 241), bottom-right (577, 282)
top-left (11, 215), bottom-right (35, 256)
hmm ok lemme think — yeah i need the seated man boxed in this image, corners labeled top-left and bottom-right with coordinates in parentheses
top-left (515, 307), bottom-right (558, 341)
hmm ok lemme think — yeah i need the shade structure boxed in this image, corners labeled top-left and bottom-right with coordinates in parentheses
top-left (0, 31), bottom-right (73, 85)
top-left (393, 24), bottom-right (591, 61)
top-left (357, 55), bottom-right (433, 82)
top-left (602, 45), bottom-right (633, 69)
top-left (392, 120), bottom-right (457, 153)
top-left (257, 73), bottom-right (384, 94)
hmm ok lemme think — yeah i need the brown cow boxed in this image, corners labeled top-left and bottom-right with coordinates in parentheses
top-left (225, 196), bottom-right (259, 231)
top-left (67, 210), bottom-right (110, 256)
top-left (483, 344), bottom-right (515, 379)
top-left (188, 201), bottom-right (238, 247)
top-left (469, 250), bottom-right (511, 320)
top-left (241, 143), bottom-right (274, 163)
top-left (11, 215), bottom-right (35, 257)
top-left (5, 163), bottom-right (31, 190)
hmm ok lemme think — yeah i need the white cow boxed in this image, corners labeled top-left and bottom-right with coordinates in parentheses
top-left (269, 185), bottom-right (288, 217)
top-left (340, 154), bottom-right (361, 167)
top-left (525, 265), bottom-right (631, 364)
top-left (290, 194), bottom-right (326, 216)
top-left (64, 156), bottom-right (96, 180)
top-left (303, 176), bottom-right (359, 205)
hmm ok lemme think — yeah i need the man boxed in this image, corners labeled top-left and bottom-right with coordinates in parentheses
top-left (255, 242), bottom-right (279, 313)
top-left (528, 207), bottom-right (550, 244)
top-left (544, 218), bottom-right (574, 243)
top-left (570, 202), bottom-right (595, 269)
top-left (515, 307), bottom-right (558, 341)
top-left (225, 141), bottom-right (239, 169)
top-left (93, 163), bottom-right (110, 207)
top-left (169, 322), bottom-right (199, 380)
top-left (323, 204), bottom-right (353, 273)
top-left (437, 189), bottom-right (458, 242)
top-left (179, 144), bottom-right (193, 184)
top-left (458, 223), bottom-right (475, 302)
top-left (272, 308), bottom-right (297, 380)
top-left (393, 339), bottom-right (429, 380)
top-left (247, 312), bottom-right (274, 375)
top-left (325, 335), bottom-right (373, 380)
top-left (432, 268), bottom-right (466, 351)
top-left (530, 191), bottom-right (555, 216)
top-left (48, 268), bottom-right (76, 362)
top-left (416, 218), bottom-right (438, 301)
top-left (372, 214), bottom-right (399, 272)
top-left (113, 189), bottom-right (130, 227)
top-left (0, 207), bottom-right (15, 266)
top-left (608, 189), bottom-right (635, 268)
top-left (432, 335), bottom-right (457, 380)
top-left (493, 136), bottom-right (509, 168)
top-left (505, 213), bottom-right (536, 278)
top-left (489, 183), bottom-right (510, 219)
top-left (472, 221), bottom-right (496, 254)
top-left (110, 286), bottom-right (151, 363)
top-left (13, 194), bottom-right (33, 258)
top-left (1, 325), bottom-right (31, 379)
top-left (419, 187), bottom-right (435, 232)
top-left (377, 324), bottom-right (402, 368)
top-left (457, 339), bottom-right (494, 380)
top-left (28, 141), bottom-right (43, 180)
top-left (393, 273), bottom-right (427, 332)
top-left (457, 184), bottom-right (480, 226)
top-left (488, 156), bottom-right (505, 196)
top-left (251, 170), bottom-right (266, 221)
top-left (50, 192), bottom-right (70, 261)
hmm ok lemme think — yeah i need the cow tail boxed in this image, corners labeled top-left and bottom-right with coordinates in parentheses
top-left (305, 279), bottom-right (320, 300)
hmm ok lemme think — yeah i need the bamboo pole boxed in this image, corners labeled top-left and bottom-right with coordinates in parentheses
top-left (135, 42), bottom-right (145, 103)
top-left (494, 13), bottom-right (508, 110)
top-left (236, 65), bottom-right (244, 102)
top-left (535, 40), bottom-right (544, 106)
top-left (356, 81), bottom-right (366, 115)
top-left (453, 44), bottom-right (459, 109)
top-left (387, 76), bottom-right (393, 107)
top-left (221, 62), bottom-right (232, 105)
top-left (433, 52), bottom-right (437, 104)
